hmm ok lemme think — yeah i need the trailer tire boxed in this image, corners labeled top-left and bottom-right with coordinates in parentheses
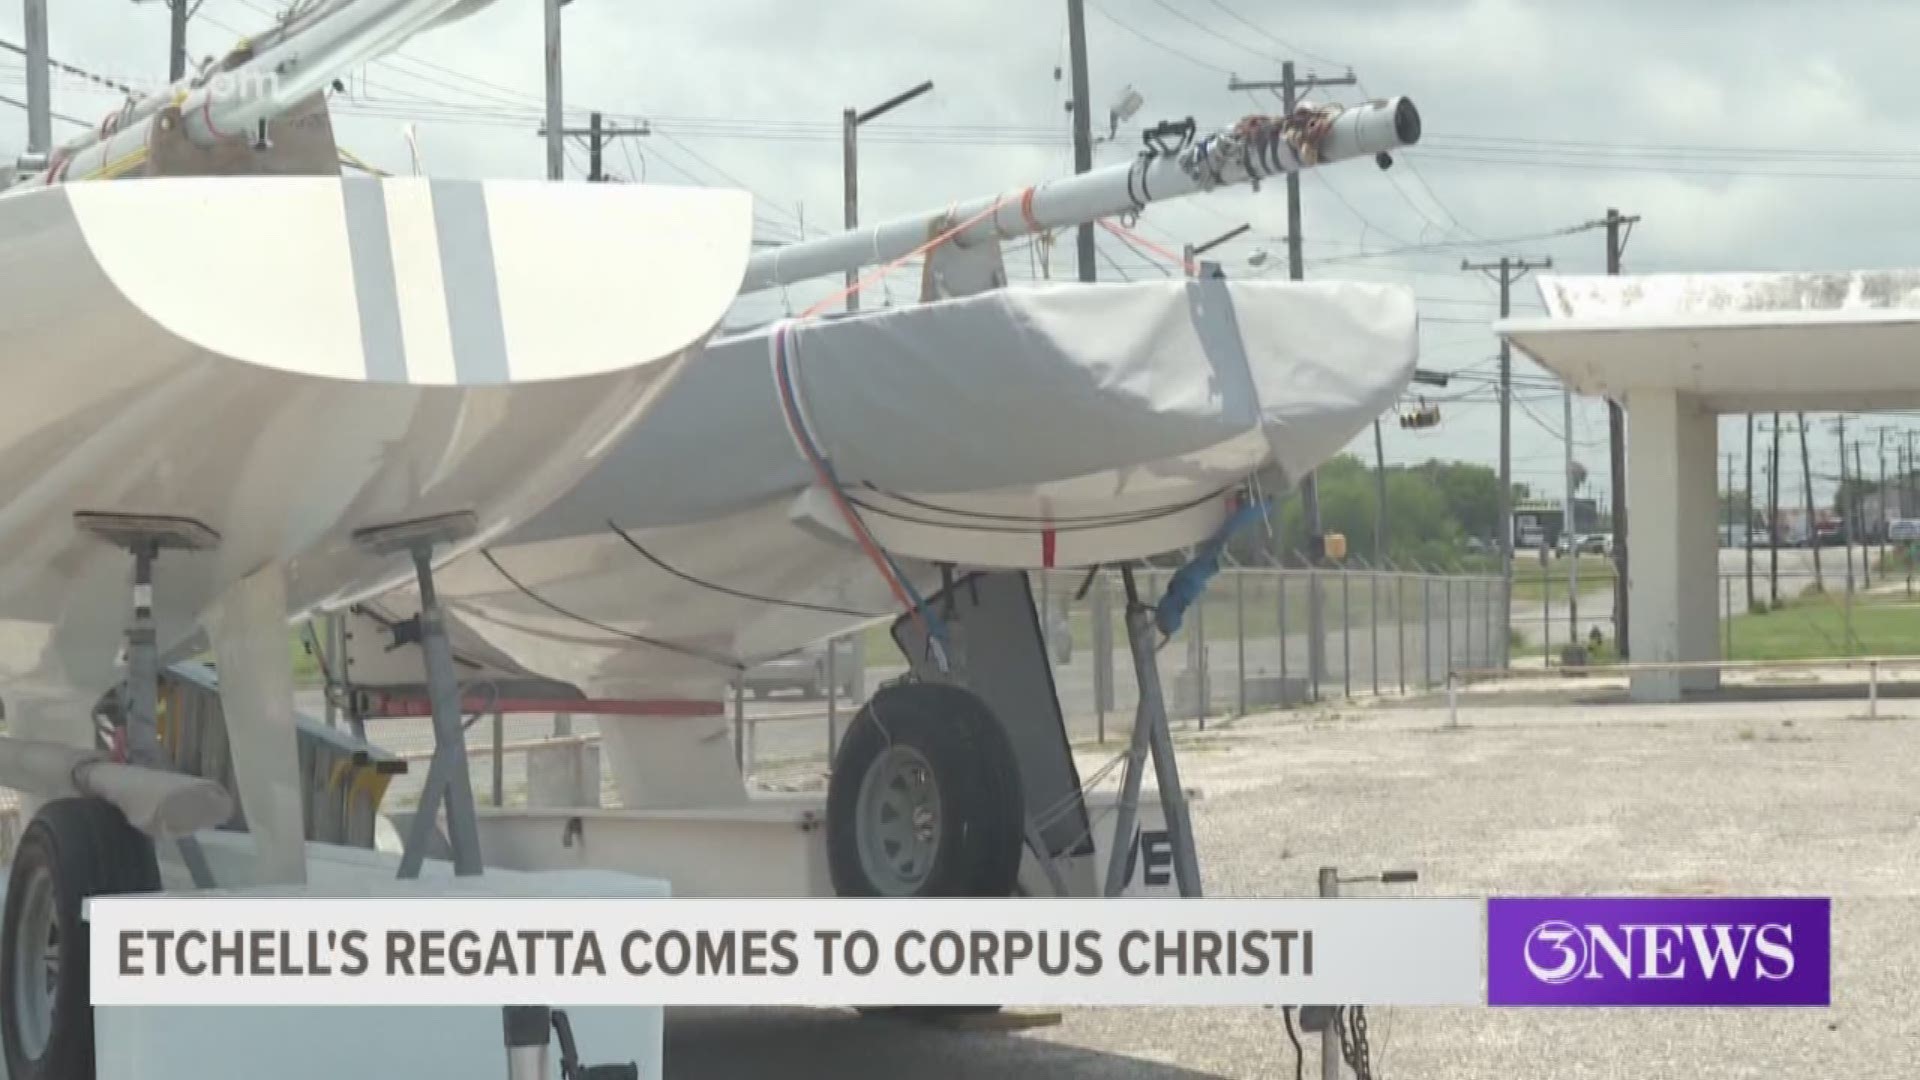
top-left (827, 682), bottom-right (1024, 900)
top-left (2, 798), bottom-right (160, 1080)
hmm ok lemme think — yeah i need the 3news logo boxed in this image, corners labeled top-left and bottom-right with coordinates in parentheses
top-left (1488, 898), bottom-right (1830, 1006)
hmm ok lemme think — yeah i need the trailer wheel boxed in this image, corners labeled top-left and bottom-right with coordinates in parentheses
top-left (827, 682), bottom-right (1023, 899)
top-left (2, 798), bottom-right (159, 1080)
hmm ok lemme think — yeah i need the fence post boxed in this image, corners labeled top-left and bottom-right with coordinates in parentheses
top-left (733, 677), bottom-right (747, 773)
top-left (1723, 577), bottom-right (1733, 659)
top-left (1485, 578), bottom-right (1496, 668)
top-left (1278, 570), bottom-right (1291, 707)
top-left (1423, 575), bottom-right (1434, 688)
top-left (1463, 577), bottom-right (1475, 673)
top-left (1195, 586), bottom-right (1209, 727)
top-left (1341, 567), bottom-right (1353, 699)
top-left (1447, 670), bottom-right (1459, 729)
top-left (1396, 572), bottom-right (1407, 694)
top-left (1094, 574), bottom-right (1113, 743)
top-left (1445, 577), bottom-right (1456, 677)
top-left (1369, 570), bottom-right (1380, 696)
top-left (491, 708), bottom-right (504, 808)
top-left (1308, 563), bottom-right (1322, 703)
top-left (1235, 571), bottom-right (1247, 717)
top-left (1869, 659), bottom-right (1880, 718)
top-left (827, 634), bottom-right (840, 751)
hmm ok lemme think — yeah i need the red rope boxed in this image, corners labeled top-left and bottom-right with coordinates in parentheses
top-left (799, 195), bottom-right (1013, 318)
top-left (1097, 218), bottom-right (1198, 276)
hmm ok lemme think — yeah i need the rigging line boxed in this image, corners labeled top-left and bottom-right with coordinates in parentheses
top-left (604, 520), bottom-right (887, 619)
top-left (863, 483), bottom-right (1233, 527)
top-left (478, 550), bottom-right (742, 671)
top-left (841, 492), bottom-right (1218, 538)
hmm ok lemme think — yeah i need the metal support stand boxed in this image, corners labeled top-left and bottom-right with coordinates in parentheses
top-left (1304, 864), bottom-right (1418, 1080)
top-left (75, 512), bottom-right (223, 887)
top-left (1101, 567), bottom-right (1203, 897)
top-left (1317, 867), bottom-right (1341, 1080)
top-left (356, 513), bottom-right (486, 879)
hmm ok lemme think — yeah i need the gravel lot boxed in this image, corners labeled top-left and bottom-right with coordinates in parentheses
top-left (669, 688), bottom-right (1920, 1079)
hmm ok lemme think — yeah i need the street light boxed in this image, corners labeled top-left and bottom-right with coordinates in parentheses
top-left (843, 80), bottom-right (934, 312)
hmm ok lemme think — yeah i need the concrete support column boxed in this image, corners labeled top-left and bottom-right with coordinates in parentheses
top-left (1626, 389), bottom-right (1721, 701)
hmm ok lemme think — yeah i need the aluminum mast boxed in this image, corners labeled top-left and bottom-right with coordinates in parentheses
top-left (742, 96), bottom-right (1420, 292)
top-left (9, 0), bottom-right (500, 188)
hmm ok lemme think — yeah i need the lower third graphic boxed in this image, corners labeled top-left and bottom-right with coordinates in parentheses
top-left (1487, 897), bottom-right (1830, 1007)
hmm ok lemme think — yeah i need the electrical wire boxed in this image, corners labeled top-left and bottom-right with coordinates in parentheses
top-left (1087, 1), bottom-right (1236, 75)
top-left (1200, 0), bottom-right (1348, 68)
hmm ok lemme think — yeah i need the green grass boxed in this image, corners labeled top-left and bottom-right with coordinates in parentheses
top-left (1505, 556), bottom-right (1617, 603)
top-left (1725, 592), bottom-right (1920, 661)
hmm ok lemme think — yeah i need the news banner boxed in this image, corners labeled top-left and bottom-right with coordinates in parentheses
top-left (88, 896), bottom-right (1829, 1009)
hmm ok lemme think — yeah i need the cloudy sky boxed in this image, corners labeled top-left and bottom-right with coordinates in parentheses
top-left (7, 0), bottom-right (1918, 512)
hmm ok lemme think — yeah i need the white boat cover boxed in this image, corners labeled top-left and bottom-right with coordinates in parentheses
top-left (358, 278), bottom-right (1417, 700)
top-left (0, 176), bottom-right (751, 735)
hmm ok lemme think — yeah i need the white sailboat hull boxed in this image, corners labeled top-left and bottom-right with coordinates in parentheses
top-left (358, 279), bottom-right (1417, 701)
top-left (0, 176), bottom-right (751, 731)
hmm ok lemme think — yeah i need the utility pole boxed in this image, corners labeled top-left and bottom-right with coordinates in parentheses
top-left (23, 0), bottom-right (49, 155)
top-left (544, 0), bottom-right (564, 184)
top-left (1066, 0), bottom-right (1096, 284)
top-left (167, 0), bottom-right (192, 81)
top-left (1723, 452), bottom-right (1736, 551)
top-left (1229, 63), bottom-right (1357, 682)
top-left (1769, 412), bottom-right (1781, 606)
top-left (1835, 416), bottom-right (1855, 595)
top-left (537, 113), bottom-right (650, 182)
top-left (1877, 427), bottom-right (1890, 569)
top-left (1563, 376), bottom-right (1578, 643)
top-left (1462, 255), bottom-right (1552, 641)
top-left (1896, 424), bottom-right (1912, 518)
top-left (1603, 208), bottom-right (1640, 657)
top-left (842, 80), bottom-right (935, 312)
top-left (1745, 414), bottom-right (1755, 611)
top-left (1853, 439), bottom-right (1870, 590)
top-left (1799, 413), bottom-right (1823, 592)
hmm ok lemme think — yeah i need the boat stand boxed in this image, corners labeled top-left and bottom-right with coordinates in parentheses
top-left (74, 511), bottom-right (223, 887)
top-left (1101, 565), bottom-right (1203, 898)
top-left (352, 511), bottom-right (485, 878)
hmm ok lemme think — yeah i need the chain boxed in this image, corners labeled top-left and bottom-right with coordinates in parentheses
top-left (1337, 1006), bottom-right (1374, 1080)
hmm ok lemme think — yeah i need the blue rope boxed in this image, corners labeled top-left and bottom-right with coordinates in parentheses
top-left (1154, 498), bottom-right (1268, 638)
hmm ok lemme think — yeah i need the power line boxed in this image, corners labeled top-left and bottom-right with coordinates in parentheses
top-left (1199, 0), bottom-right (1347, 68)
top-left (1087, 1), bottom-right (1236, 75)
top-left (1143, 0), bottom-right (1281, 66)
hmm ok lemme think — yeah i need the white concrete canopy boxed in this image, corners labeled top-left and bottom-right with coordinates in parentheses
top-left (1496, 269), bottom-right (1920, 700)
top-left (1500, 270), bottom-right (1920, 413)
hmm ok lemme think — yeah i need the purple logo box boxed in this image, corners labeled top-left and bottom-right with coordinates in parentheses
top-left (1488, 897), bottom-right (1830, 1007)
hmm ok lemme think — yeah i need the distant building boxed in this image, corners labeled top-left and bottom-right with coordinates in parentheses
top-left (1511, 498), bottom-right (1600, 548)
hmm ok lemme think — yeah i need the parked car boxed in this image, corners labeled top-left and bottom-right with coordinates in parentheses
top-left (1575, 533), bottom-right (1610, 556)
top-left (741, 637), bottom-right (861, 700)
top-left (1890, 519), bottom-right (1920, 543)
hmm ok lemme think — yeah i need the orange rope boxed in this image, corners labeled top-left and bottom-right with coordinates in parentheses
top-left (1096, 218), bottom-right (1198, 276)
top-left (800, 195), bottom-right (1013, 318)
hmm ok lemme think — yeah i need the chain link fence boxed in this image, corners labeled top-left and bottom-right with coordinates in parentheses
top-left (0, 565), bottom-right (1515, 858)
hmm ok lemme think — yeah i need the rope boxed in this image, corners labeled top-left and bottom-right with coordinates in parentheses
top-left (1096, 218), bottom-right (1197, 275)
top-left (770, 323), bottom-right (951, 670)
top-left (800, 195), bottom-right (1012, 317)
